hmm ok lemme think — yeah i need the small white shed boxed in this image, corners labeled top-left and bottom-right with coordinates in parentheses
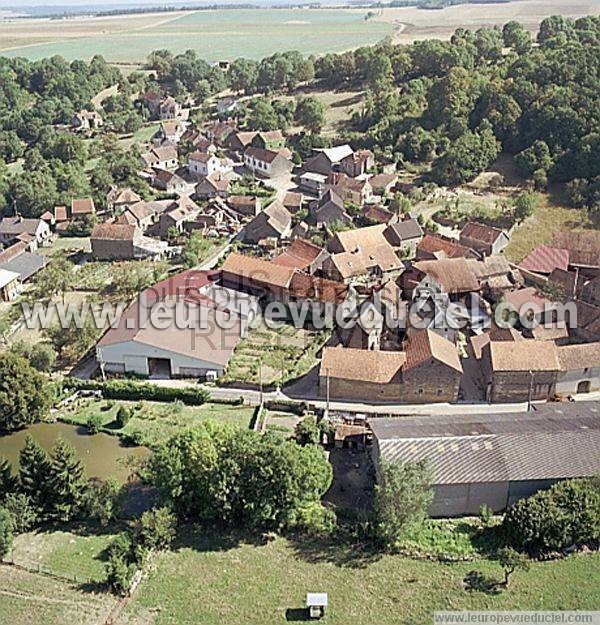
top-left (306, 592), bottom-right (328, 619)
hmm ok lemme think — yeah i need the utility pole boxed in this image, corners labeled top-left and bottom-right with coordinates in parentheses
top-left (527, 370), bottom-right (534, 412)
top-left (325, 367), bottom-right (330, 420)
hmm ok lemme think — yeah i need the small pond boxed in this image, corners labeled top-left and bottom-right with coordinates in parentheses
top-left (0, 422), bottom-right (150, 483)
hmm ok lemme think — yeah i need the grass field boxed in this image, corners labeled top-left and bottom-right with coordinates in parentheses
top-left (0, 566), bottom-right (116, 625)
top-left (120, 526), bottom-right (600, 625)
top-left (0, 9), bottom-right (394, 63)
top-left (57, 397), bottom-right (254, 447)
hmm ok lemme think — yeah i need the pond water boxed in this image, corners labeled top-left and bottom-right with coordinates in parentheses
top-left (0, 422), bottom-right (150, 483)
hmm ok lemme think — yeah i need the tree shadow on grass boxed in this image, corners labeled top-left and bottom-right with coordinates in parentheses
top-left (463, 570), bottom-right (501, 595)
top-left (172, 523), bottom-right (274, 555)
top-left (287, 533), bottom-right (383, 570)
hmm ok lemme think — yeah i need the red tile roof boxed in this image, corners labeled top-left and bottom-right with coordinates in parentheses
top-left (418, 234), bottom-right (471, 259)
top-left (273, 238), bottom-right (324, 270)
top-left (520, 244), bottom-right (570, 274)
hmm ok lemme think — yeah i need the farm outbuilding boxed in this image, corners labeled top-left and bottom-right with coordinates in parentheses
top-left (369, 402), bottom-right (600, 517)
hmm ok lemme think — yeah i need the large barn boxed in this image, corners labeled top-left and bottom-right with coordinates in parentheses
top-left (370, 402), bottom-right (600, 517)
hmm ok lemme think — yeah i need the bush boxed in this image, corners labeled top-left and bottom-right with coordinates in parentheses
top-left (288, 501), bottom-right (337, 537)
top-left (294, 417), bottom-right (320, 446)
top-left (105, 532), bottom-right (146, 595)
top-left (116, 406), bottom-right (131, 428)
top-left (502, 478), bottom-right (600, 552)
top-left (0, 508), bottom-right (14, 557)
top-left (85, 477), bottom-right (122, 526)
top-left (87, 414), bottom-right (103, 435)
top-left (136, 507), bottom-right (177, 551)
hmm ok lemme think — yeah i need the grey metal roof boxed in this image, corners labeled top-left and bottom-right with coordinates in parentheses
top-left (0, 252), bottom-right (48, 282)
top-left (370, 403), bottom-right (600, 485)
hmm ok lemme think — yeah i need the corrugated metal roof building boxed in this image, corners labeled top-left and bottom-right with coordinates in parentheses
top-left (370, 402), bottom-right (600, 517)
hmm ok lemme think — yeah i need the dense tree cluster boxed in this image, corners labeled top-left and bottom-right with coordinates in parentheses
top-left (311, 16), bottom-right (600, 209)
top-left (148, 421), bottom-right (332, 530)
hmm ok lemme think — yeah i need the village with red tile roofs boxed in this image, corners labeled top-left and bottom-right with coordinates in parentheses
top-left (0, 6), bottom-right (599, 625)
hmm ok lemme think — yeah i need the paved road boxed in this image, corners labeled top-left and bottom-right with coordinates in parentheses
top-left (147, 377), bottom-right (600, 416)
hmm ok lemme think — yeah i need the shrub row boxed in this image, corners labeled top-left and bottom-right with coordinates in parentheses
top-left (64, 378), bottom-right (210, 405)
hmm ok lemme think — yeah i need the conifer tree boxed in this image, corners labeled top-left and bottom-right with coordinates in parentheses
top-left (0, 457), bottom-right (17, 501)
top-left (18, 436), bottom-right (51, 514)
top-left (48, 438), bottom-right (87, 522)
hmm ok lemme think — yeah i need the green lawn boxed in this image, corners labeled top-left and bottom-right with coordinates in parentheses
top-left (56, 398), bottom-right (254, 447)
top-left (123, 526), bottom-right (600, 625)
top-left (5, 525), bottom-right (117, 584)
top-left (504, 192), bottom-right (594, 262)
top-left (0, 565), bottom-right (116, 625)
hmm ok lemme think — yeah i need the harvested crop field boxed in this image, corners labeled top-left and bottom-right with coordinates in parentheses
top-left (0, 9), bottom-right (393, 63)
top-left (2, 1), bottom-right (599, 63)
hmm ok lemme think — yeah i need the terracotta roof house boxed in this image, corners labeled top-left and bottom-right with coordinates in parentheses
top-left (340, 149), bottom-right (375, 178)
top-left (384, 218), bottom-right (424, 253)
top-left (410, 258), bottom-right (480, 295)
top-left (552, 231), bottom-right (600, 273)
top-left (325, 172), bottom-right (373, 205)
top-left (96, 269), bottom-right (248, 379)
top-left (361, 203), bottom-right (396, 225)
top-left (581, 276), bottom-right (600, 307)
top-left (243, 147), bottom-right (293, 178)
top-left (227, 195), bottom-right (261, 217)
top-left (307, 189), bottom-right (351, 229)
top-left (282, 192), bottom-right (303, 214)
top-left (459, 222), bottom-right (510, 256)
top-left (556, 342), bottom-right (600, 395)
top-left (289, 272), bottom-right (350, 309)
top-left (251, 130), bottom-right (286, 151)
top-left (416, 234), bottom-right (475, 261)
top-left (116, 201), bottom-right (157, 231)
top-left (574, 300), bottom-right (600, 342)
top-left (221, 252), bottom-right (296, 302)
top-left (328, 223), bottom-right (388, 254)
top-left (467, 255), bottom-right (520, 295)
top-left (70, 198), bottom-right (95, 218)
top-left (195, 173), bottom-right (230, 199)
top-left (319, 329), bottom-right (462, 403)
top-left (0, 216), bottom-right (51, 247)
top-left (481, 340), bottom-right (562, 402)
top-left (155, 120), bottom-right (186, 144)
top-left (369, 172), bottom-right (398, 196)
top-left (158, 96), bottom-right (182, 120)
top-left (273, 238), bottom-right (328, 274)
top-left (141, 146), bottom-right (178, 171)
top-left (152, 168), bottom-right (188, 195)
top-left (241, 200), bottom-right (292, 244)
top-left (519, 244), bottom-right (570, 275)
top-left (158, 196), bottom-right (202, 237)
top-left (107, 187), bottom-right (142, 211)
top-left (370, 403), bottom-right (600, 516)
top-left (226, 130), bottom-right (258, 153)
top-left (91, 223), bottom-right (167, 260)
top-left (304, 145), bottom-right (354, 176)
top-left (205, 119), bottom-right (237, 145)
top-left (323, 244), bottom-right (403, 284)
top-left (188, 151), bottom-right (225, 179)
